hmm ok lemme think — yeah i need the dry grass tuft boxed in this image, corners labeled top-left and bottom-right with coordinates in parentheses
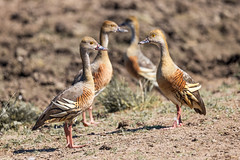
top-left (97, 78), bottom-right (161, 113)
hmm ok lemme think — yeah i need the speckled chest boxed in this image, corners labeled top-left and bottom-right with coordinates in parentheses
top-left (92, 63), bottom-right (113, 92)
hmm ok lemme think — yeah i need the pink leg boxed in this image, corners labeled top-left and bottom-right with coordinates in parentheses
top-left (81, 105), bottom-right (99, 127)
top-left (65, 123), bottom-right (87, 148)
top-left (81, 111), bottom-right (91, 127)
top-left (177, 105), bottom-right (183, 126)
top-left (89, 106), bottom-right (99, 125)
top-left (64, 123), bottom-right (70, 146)
top-left (139, 79), bottom-right (145, 102)
top-left (172, 105), bottom-right (183, 128)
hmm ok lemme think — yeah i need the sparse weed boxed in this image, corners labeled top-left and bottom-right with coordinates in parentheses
top-left (202, 82), bottom-right (239, 116)
top-left (49, 126), bottom-right (64, 136)
top-left (21, 126), bottom-right (32, 136)
top-left (2, 143), bottom-right (11, 149)
top-left (110, 147), bottom-right (118, 154)
top-left (9, 138), bottom-right (21, 147)
top-left (157, 101), bottom-right (175, 114)
top-left (84, 150), bottom-right (95, 156)
top-left (34, 135), bottom-right (47, 144)
top-left (0, 94), bottom-right (40, 132)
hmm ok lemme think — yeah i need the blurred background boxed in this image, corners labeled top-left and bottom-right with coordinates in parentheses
top-left (0, 0), bottom-right (239, 109)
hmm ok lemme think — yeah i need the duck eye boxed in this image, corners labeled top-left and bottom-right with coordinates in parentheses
top-left (90, 41), bottom-right (93, 45)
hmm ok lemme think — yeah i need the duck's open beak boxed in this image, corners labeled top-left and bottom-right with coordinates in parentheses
top-left (117, 26), bottom-right (128, 33)
top-left (138, 38), bottom-right (150, 44)
top-left (95, 44), bottom-right (108, 51)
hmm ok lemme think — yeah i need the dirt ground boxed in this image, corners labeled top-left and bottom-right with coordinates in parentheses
top-left (0, 0), bottom-right (239, 159)
top-left (0, 81), bottom-right (239, 160)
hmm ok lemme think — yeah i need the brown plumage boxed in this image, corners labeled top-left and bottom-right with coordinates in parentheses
top-left (72, 20), bottom-right (127, 126)
top-left (121, 16), bottom-right (158, 88)
top-left (139, 29), bottom-right (206, 128)
top-left (32, 37), bottom-right (107, 148)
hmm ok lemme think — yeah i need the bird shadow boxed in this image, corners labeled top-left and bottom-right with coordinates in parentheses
top-left (13, 148), bottom-right (57, 154)
top-left (107, 125), bottom-right (167, 135)
top-left (87, 124), bottom-right (168, 136)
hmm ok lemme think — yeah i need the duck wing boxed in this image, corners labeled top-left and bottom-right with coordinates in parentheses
top-left (32, 82), bottom-right (94, 130)
top-left (137, 51), bottom-right (157, 81)
top-left (169, 68), bottom-right (206, 115)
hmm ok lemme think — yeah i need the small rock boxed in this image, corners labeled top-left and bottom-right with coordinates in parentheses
top-left (99, 144), bottom-right (111, 150)
top-left (15, 47), bottom-right (28, 58)
top-left (148, 144), bottom-right (154, 147)
top-left (223, 0), bottom-right (239, 5)
top-left (88, 132), bottom-right (95, 135)
top-left (28, 157), bottom-right (35, 160)
top-left (116, 121), bottom-right (129, 129)
top-left (10, 13), bottom-right (20, 21)
top-left (136, 121), bottom-right (144, 126)
top-left (55, 22), bottom-right (67, 33)
top-left (222, 132), bottom-right (230, 136)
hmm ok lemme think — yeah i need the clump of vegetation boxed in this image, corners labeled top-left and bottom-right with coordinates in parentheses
top-left (0, 94), bottom-right (40, 132)
top-left (96, 78), bottom-right (160, 113)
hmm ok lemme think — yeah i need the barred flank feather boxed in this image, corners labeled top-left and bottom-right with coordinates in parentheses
top-left (169, 69), bottom-right (206, 115)
top-left (170, 69), bottom-right (186, 91)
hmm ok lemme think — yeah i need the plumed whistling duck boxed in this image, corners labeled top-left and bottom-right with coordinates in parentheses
top-left (121, 16), bottom-right (158, 93)
top-left (32, 37), bottom-right (107, 148)
top-left (72, 20), bottom-right (127, 127)
top-left (139, 29), bottom-right (206, 128)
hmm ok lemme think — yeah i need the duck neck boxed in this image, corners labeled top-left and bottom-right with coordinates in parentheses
top-left (158, 40), bottom-right (174, 67)
top-left (100, 30), bottom-right (109, 48)
top-left (95, 29), bottom-right (109, 60)
top-left (80, 47), bottom-right (93, 82)
top-left (130, 24), bottom-right (139, 45)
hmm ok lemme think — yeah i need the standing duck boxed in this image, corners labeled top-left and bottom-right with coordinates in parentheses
top-left (121, 16), bottom-right (158, 91)
top-left (139, 29), bottom-right (206, 128)
top-left (72, 21), bottom-right (127, 126)
top-left (32, 37), bottom-right (107, 148)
